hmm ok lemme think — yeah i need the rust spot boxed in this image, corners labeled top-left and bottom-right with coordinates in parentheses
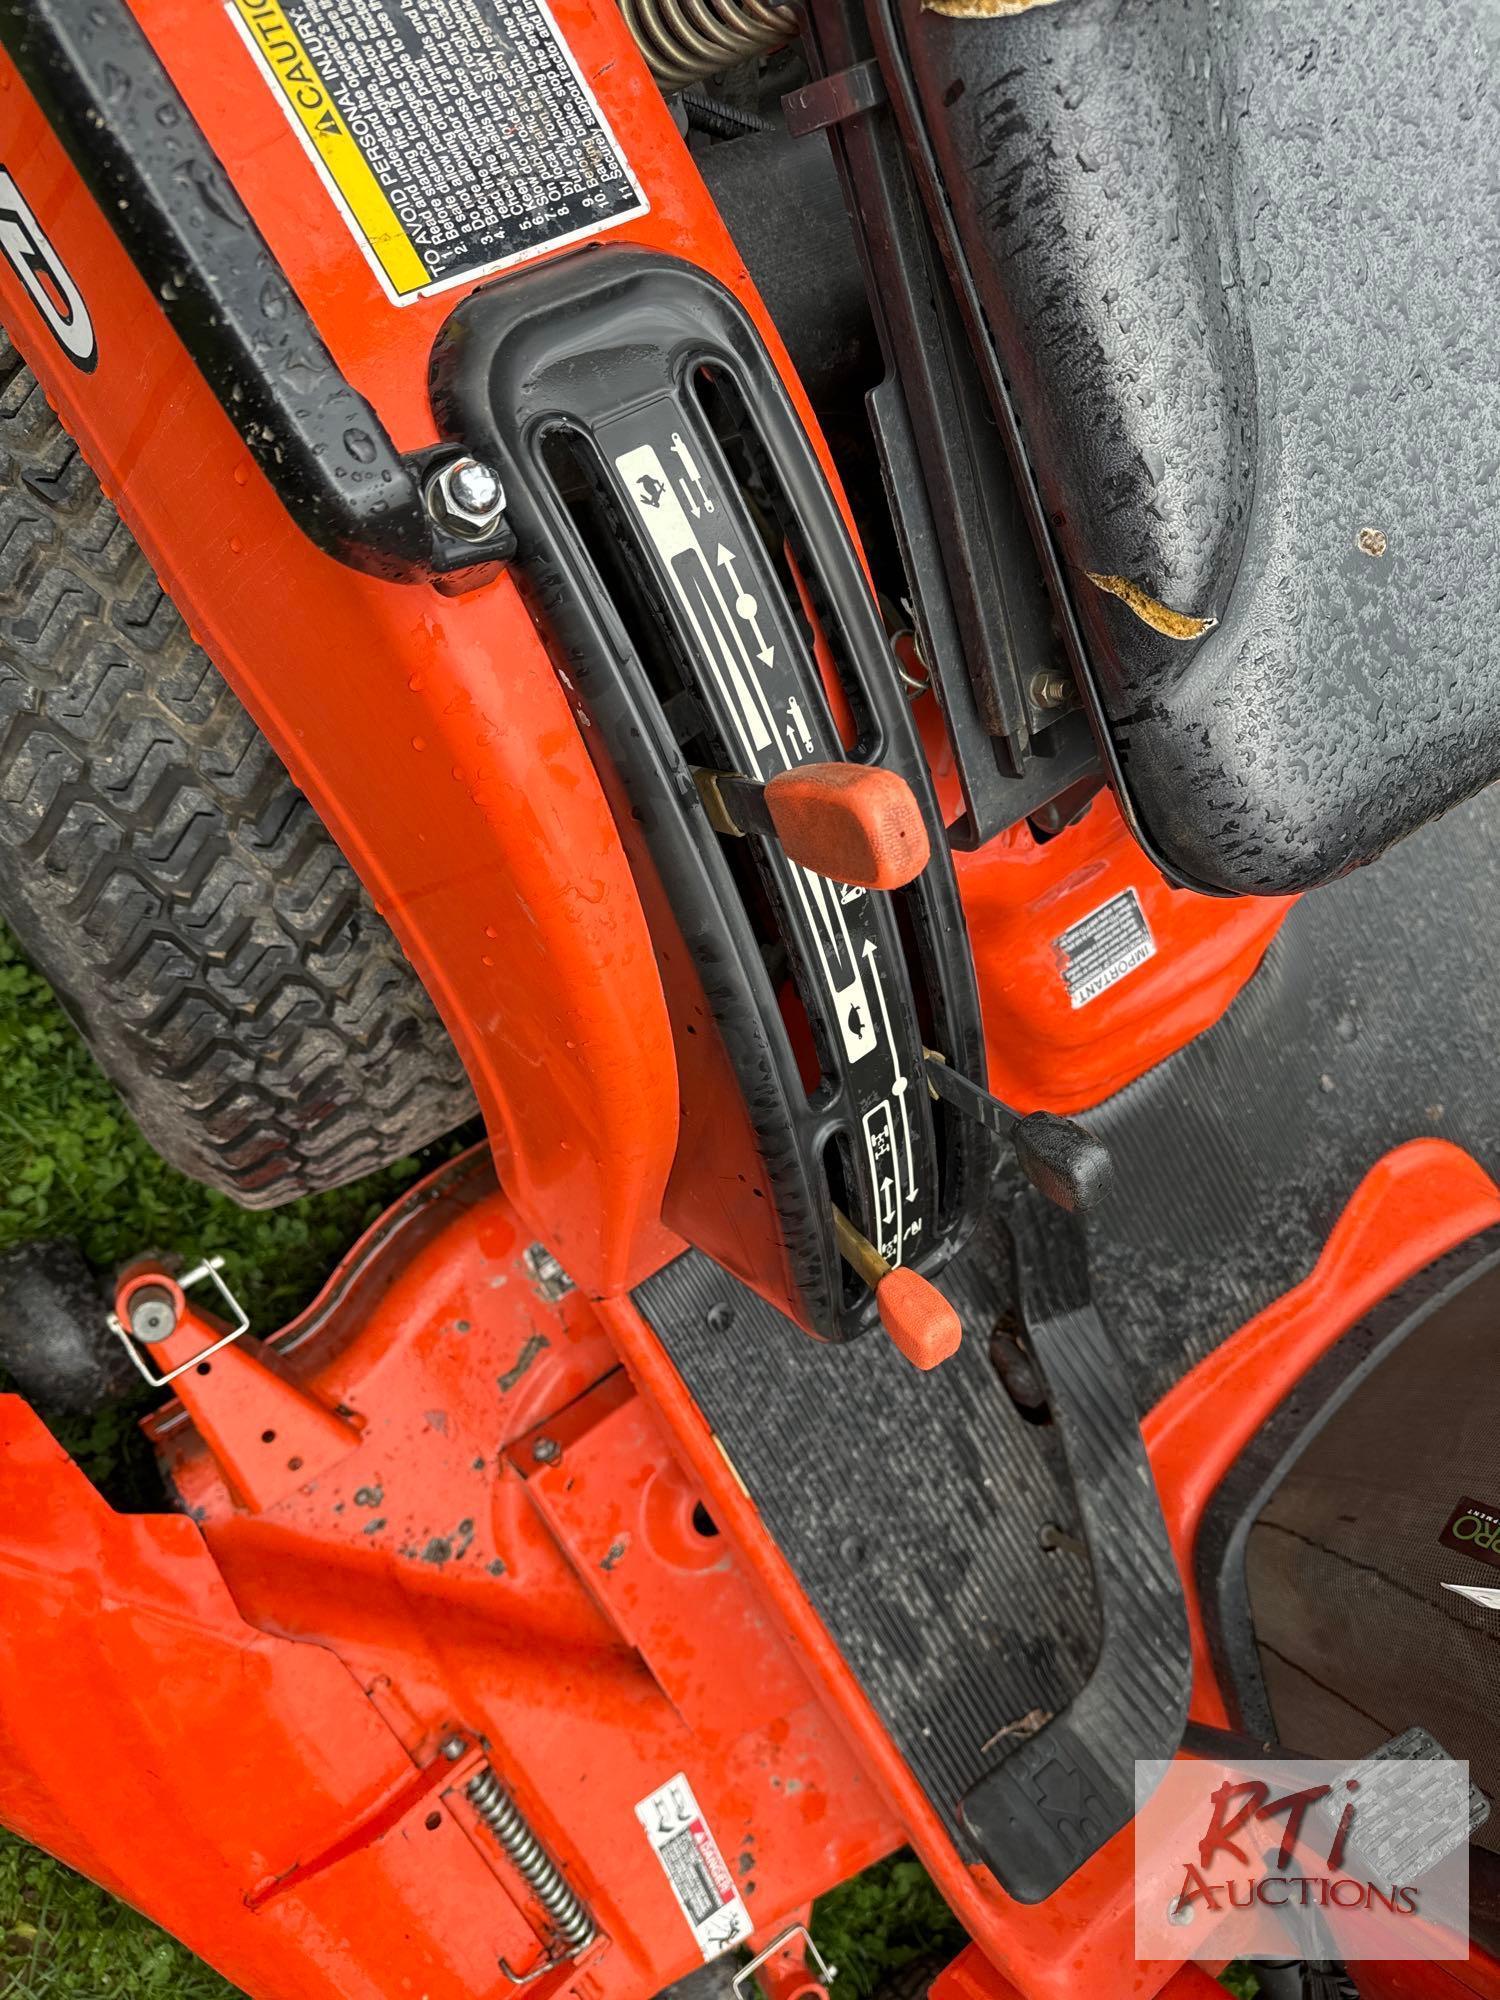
top-left (1086, 572), bottom-right (1216, 640)
top-left (354, 1484), bottom-right (384, 1508)
top-left (600, 1537), bottom-right (629, 1572)
top-left (498, 1331), bottom-right (551, 1393)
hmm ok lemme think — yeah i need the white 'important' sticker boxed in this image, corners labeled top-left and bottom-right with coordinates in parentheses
top-left (1055, 887), bottom-right (1156, 1007)
top-left (635, 1773), bottom-right (753, 1961)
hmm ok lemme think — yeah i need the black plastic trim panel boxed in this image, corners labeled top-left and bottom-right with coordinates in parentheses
top-left (0, 0), bottom-right (510, 580)
top-left (432, 248), bottom-right (991, 1340)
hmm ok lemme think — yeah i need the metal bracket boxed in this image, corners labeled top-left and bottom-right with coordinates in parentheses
top-left (731, 1925), bottom-right (838, 2000)
top-left (500, 1950), bottom-right (570, 1986)
top-left (782, 61), bottom-right (886, 137)
top-left (106, 1256), bottom-right (252, 1390)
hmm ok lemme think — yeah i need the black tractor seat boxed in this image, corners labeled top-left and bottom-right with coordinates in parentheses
top-left (887, 0), bottom-right (1500, 895)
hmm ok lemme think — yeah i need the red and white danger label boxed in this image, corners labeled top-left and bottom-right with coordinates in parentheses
top-left (635, 1773), bottom-right (753, 1961)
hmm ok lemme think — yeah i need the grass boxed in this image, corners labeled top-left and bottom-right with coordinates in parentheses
top-left (0, 926), bottom-right (1247, 1997)
top-left (0, 1839), bottom-right (238, 2000)
top-left (0, 925), bottom-right (449, 1996)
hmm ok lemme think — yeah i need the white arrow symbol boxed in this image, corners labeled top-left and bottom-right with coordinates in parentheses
top-left (716, 544), bottom-right (775, 662)
top-left (691, 574), bottom-right (770, 756)
top-left (863, 935), bottom-right (919, 1200)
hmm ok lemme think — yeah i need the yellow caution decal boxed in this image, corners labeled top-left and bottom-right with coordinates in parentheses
top-left (228, 0), bottom-right (429, 297)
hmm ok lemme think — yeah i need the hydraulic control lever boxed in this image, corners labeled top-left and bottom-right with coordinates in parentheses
top-left (694, 761), bottom-right (931, 890)
top-left (832, 1205), bottom-right (961, 1371)
top-left (924, 1053), bottom-right (1113, 1214)
top-left (433, 250), bottom-right (991, 1344)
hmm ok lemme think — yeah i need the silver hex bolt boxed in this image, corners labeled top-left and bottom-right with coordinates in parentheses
top-left (1029, 670), bottom-right (1074, 711)
top-left (426, 455), bottom-right (507, 540)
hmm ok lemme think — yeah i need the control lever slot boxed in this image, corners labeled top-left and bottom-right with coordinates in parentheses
top-left (432, 251), bottom-right (990, 1339)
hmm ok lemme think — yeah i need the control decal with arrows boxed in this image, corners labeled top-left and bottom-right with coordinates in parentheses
top-left (613, 424), bottom-right (929, 1269)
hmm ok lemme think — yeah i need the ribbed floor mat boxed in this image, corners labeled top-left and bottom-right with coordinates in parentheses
top-left (636, 1232), bottom-right (1097, 1855)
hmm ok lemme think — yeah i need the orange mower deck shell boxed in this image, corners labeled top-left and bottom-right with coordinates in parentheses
top-left (5, 1143), bottom-right (1499, 2000)
top-left (0, 1153), bottom-right (903, 2000)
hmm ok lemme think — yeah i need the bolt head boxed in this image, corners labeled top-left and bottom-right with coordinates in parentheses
top-left (1029, 670), bottom-right (1073, 711)
top-left (531, 1436), bottom-right (561, 1466)
top-left (441, 1734), bottom-right (467, 1761)
top-left (450, 461), bottom-right (501, 514)
top-left (128, 1284), bottom-right (178, 1344)
top-left (428, 456), bottom-right (506, 539)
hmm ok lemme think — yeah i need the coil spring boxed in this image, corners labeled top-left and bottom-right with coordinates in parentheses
top-left (619, 0), bottom-right (801, 91)
top-left (467, 1766), bottom-right (596, 1954)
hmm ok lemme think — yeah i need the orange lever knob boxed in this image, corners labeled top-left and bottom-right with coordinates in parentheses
top-left (874, 1267), bottom-right (962, 1370)
top-left (763, 763), bottom-right (930, 890)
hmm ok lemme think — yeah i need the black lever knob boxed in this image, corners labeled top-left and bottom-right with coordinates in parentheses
top-left (924, 1053), bottom-right (1113, 1214)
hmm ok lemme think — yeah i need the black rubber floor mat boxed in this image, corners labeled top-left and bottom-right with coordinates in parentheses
top-left (636, 785), bottom-right (1500, 1857)
top-left (636, 1223), bottom-right (1101, 1857)
top-left (1086, 783), bottom-right (1500, 1407)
